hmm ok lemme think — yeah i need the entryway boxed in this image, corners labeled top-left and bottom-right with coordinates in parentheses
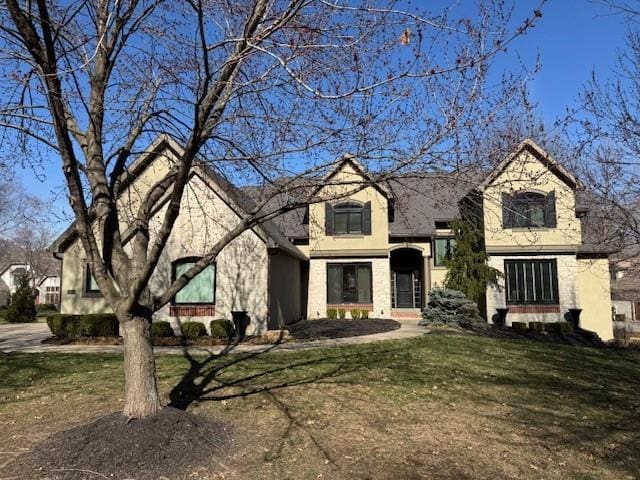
top-left (390, 248), bottom-right (424, 311)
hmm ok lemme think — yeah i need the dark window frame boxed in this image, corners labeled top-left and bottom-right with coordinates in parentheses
top-left (504, 259), bottom-right (559, 305)
top-left (171, 256), bottom-right (217, 306)
top-left (83, 263), bottom-right (103, 297)
top-left (333, 202), bottom-right (364, 235)
top-left (434, 237), bottom-right (457, 267)
top-left (326, 262), bottom-right (373, 304)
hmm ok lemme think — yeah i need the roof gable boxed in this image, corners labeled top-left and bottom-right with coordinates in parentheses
top-left (478, 139), bottom-right (580, 192)
top-left (317, 154), bottom-right (392, 199)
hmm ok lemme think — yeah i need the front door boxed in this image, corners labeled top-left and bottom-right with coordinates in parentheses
top-left (395, 271), bottom-right (414, 308)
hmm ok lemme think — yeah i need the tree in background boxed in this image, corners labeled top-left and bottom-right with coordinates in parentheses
top-left (6, 272), bottom-right (36, 323)
top-left (444, 217), bottom-right (502, 312)
top-left (0, 0), bottom-right (546, 417)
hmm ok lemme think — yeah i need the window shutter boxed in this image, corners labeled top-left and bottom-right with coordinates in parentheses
top-left (502, 193), bottom-right (514, 228)
top-left (363, 201), bottom-right (372, 235)
top-left (325, 203), bottom-right (333, 235)
top-left (544, 191), bottom-right (557, 228)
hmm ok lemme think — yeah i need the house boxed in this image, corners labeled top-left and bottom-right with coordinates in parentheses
top-left (36, 275), bottom-right (61, 306)
top-left (0, 263), bottom-right (32, 305)
top-left (610, 256), bottom-right (640, 322)
top-left (51, 137), bottom-right (615, 340)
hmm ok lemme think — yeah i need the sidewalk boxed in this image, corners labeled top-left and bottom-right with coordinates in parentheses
top-left (0, 322), bottom-right (426, 355)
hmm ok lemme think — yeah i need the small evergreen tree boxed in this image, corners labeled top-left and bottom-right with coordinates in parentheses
top-left (444, 218), bottom-right (502, 308)
top-left (6, 274), bottom-right (36, 323)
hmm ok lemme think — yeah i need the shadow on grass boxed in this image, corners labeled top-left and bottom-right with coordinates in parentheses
top-left (166, 333), bottom-right (640, 478)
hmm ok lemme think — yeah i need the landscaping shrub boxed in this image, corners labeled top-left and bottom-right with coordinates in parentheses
top-left (210, 319), bottom-right (234, 338)
top-left (350, 309), bottom-right (361, 320)
top-left (37, 303), bottom-right (58, 313)
top-left (338, 308), bottom-right (346, 319)
top-left (511, 321), bottom-right (528, 333)
top-left (326, 308), bottom-right (337, 319)
top-left (6, 274), bottom-right (36, 323)
top-left (181, 321), bottom-right (207, 339)
top-left (360, 309), bottom-right (369, 319)
top-left (528, 321), bottom-right (544, 333)
top-left (545, 322), bottom-right (573, 335)
top-left (46, 314), bottom-right (118, 338)
top-left (420, 288), bottom-right (483, 326)
top-left (151, 321), bottom-right (174, 338)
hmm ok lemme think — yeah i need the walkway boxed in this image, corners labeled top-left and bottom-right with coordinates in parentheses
top-left (0, 322), bottom-right (426, 355)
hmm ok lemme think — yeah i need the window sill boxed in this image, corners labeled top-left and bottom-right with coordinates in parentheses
top-left (327, 303), bottom-right (373, 312)
top-left (504, 227), bottom-right (553, 232)
top-left (432, 266), bottom-right (448, 270)
top-left (331, 234), bottom-right (365, 238)
top-left (82, 291), bottom-right (103, 298)
top-left (170, 304), bottom-right (216, 317)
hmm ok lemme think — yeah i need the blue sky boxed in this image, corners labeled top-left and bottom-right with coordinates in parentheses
top-left (11, 0), bottom-right (631, 230)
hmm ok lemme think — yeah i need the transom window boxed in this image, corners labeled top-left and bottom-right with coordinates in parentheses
top-left (327, 263), bottom-right (372, 304)
top-left (434, 237), bottom-right (457, 267)
top-left (503, 191), bottom-right (556, 228)
top-left (333, 202), bottom-right (363, 234)
top-left (172, 258), bottom-right (216, 305)
top-left (504, 259), bottom-right (559, 305)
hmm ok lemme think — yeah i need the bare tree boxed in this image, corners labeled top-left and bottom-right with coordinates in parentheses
top-left (0, 174), bottom-right (42, 237)
top-left (0, 0), bottom-right (546, 417)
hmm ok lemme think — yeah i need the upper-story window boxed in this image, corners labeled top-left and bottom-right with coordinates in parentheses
top-left (502, 191), bottom-right (556, 229)
top-left (434, 237), bottom-right (457, 267)
top-left (325, 201), bottom-right (371, 235)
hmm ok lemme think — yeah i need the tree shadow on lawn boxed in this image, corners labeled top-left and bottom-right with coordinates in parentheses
top-left (167, 335), bottom-right (640, 478)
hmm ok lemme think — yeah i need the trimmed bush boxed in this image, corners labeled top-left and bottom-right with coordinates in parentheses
top-left (528, 321), bottom-right (544, 333)
top-left (350, 309), bottom-right (361, 320)
top-left (181, 321), bottom-right (207, 339)
top-left (210, 319), bottom-right (234, 338)
top-left (151, 321), bottom-right (174, 338)
top-left (37, 303), bottom-right (58, 313)
top-left (511, 321), bottom-right (528, 333)
top-left (360, 309), bottom-right (369, 319)
top-left (338, 308), bottom-right (346, 319)
top-left (420, 288), bottom-right (483, 326)
top-left (326, 308), bottom-right (337, 319)
top-left (545, 322), bottom-right (573, 335)
top-left (46, 314), bottom-right (118, 338)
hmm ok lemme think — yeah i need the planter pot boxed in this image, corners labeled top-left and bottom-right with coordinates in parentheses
top-left (231, 310), bottom-right (249, 341)
top-left (495, 308), bottom-right (509, 327)
top-left (567, 308), bottom-right (582, 330)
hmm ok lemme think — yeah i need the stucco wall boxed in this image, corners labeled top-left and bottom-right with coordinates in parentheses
top-left (60, 172), bottom-right (270, 335)
top-left (308, 162), bottom-right (389, 252)
top-left (307, 257), bottom-right (391, 319)
top-left (482, 149), bottom-right (582, 250)
top-left (486, 254), bottom-right (580, 324)
top-left (269, 252), bottom-right (302, 327)
top-left (576, 258), bottom-right (613, 340)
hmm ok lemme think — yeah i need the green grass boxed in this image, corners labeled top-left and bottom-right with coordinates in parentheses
top-left (1, 334), bottom-right (639, 479)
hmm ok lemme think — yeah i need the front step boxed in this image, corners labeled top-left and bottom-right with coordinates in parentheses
top-left (391, 308), bottom-right (422, 324)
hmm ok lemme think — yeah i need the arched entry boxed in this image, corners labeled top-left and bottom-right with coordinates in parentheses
top-left (390, 248), bottom-right (423, 309)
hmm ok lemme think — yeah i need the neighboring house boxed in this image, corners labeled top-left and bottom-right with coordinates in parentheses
top-left (36, 275), bottom-right (61, 306)
top-left (610, 258), bottom-right (640, 322)
top-left (0, 263), bottom-right (32, 305)
top-left (50, 137), bottom-right (615, 340)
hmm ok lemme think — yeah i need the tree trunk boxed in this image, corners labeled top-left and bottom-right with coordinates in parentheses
top-left (122, 316), bottom-right (161, 418)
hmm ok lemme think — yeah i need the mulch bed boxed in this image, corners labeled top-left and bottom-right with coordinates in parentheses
top-left (41, 318), bottom-right (402, 346)
top-left (5, 407), bottom-right (231, 480)
top-left (426, 323), bottom-right (607, 348)
top-left (287, 318), bottom-right (401, 341)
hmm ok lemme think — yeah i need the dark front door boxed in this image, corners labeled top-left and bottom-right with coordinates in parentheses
top-left (395, 271), bottom-right (414, 308)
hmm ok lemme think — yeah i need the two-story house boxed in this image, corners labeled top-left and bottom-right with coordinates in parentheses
top-left (51, 137), bottom-right (615, 340)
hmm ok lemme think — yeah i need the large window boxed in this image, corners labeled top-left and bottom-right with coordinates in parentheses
top-left (503, 191), bottom-right (556, 228)
top-left (172, 258), bottom-right (216, 305)
top-left (327, 263), bottom-right (372, 304)
top-left (434, 237), bottom-right (457, 267)
top-left (504, 259), bottom-right (559, 305)
top-left (334, 202), bottom-right (363, 234)
top-left (84, 264), bottom-right (100, 294)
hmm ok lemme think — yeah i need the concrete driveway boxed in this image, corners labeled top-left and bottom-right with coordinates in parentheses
top-left (0, 322), bottom-right (426, 355)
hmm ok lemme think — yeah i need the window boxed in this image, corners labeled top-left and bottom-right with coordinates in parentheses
top-left (334, 202), bottom-right (363, 234)
top-left (327, 263), bottom-right (372, 304)
top-left (434, 237), bottom-right (457, 267)
top-left (504, 259), bottom-right (559, 305)
top-left (172, 258), bottom-right (216, 305)
top-left (84, 264), bottom-right (100, 294)
top-left (325, 201), bottom-right (371, 235)
top-left (502, 191), bottom-right (556, 228)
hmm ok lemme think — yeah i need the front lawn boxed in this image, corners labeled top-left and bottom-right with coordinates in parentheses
top-left (1, 334), bottom-right (639, 479)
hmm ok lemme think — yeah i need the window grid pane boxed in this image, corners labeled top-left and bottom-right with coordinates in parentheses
top-left (327, 263), bottom-right (372, 304)
top-left (175, 262), bottom-right (215, 304)
top-left (505, 260), bottom-right (558, 305)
